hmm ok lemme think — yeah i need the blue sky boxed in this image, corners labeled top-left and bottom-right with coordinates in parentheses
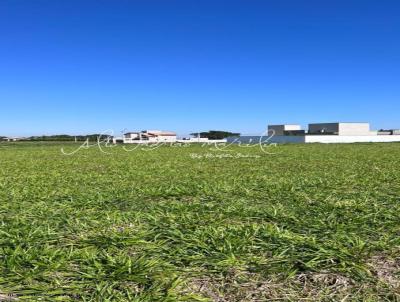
top-left (1, 0), bottom-right (399, 136)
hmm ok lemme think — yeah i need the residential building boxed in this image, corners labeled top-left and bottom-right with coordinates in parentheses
top-left (121, 130), bottom-right (177, 143)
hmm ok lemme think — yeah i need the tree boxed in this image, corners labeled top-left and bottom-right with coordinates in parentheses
top-left (190, 130), bottom-right (240, 140)
top-left (26, 134), bottom-right (113, 141)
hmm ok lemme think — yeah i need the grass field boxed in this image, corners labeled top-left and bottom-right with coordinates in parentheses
top-left (0, 142), bottom-right (399, 301)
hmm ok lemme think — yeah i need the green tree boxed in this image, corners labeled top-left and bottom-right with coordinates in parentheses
top-left (190, 130), bottom-right (240, 140)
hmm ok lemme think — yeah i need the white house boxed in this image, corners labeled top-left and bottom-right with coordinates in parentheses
top-left (120, 130), bottom-right (177, 143)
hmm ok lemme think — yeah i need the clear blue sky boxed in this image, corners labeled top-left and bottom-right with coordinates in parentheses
top-left (1, 0), bottom-right (399, 136)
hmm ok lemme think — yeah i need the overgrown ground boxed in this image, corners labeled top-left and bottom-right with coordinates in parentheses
top-left (0, 142), bottom-right (399, 301)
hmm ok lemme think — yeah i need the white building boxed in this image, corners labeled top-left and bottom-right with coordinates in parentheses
top-left (228, 122), bottom-right (400, 144)
top-left (177, 137), bottom-right (227, 143)
top-left (308, 122), bottom-right (373, 136)
top-left (268, 124), bottom-right (302, 135)
top-left (1, 136), bottom-right (24, 142)
top-left (119, 130), bottom-right (177, 144)
top-left (113, 131), bottom-right (228, 144)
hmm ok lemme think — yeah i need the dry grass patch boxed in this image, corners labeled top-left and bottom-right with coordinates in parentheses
top-left (368, 253), bottom-right (400, 289)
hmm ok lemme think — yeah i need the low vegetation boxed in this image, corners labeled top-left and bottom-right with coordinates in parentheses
top-left (0, 142), bottom-right (399, 301)
top-left (189, 131), bottom-right (240, 140)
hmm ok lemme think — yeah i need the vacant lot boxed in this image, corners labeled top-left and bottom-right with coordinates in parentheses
top-left (0, 142), bottom-right (399, 301)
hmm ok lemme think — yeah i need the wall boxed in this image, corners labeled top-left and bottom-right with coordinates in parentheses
top-left (122, 136), bottom-right (177, 143)
top-left (149, 136), bottom-right (177, 142)
top-left (305, 135), bottom-right (400, 143)
top-left (123, 133), bottom-right (140, 142)
top-left (177, 138), bottom-right (227, 143)
top-left (284, 125), bottom-right (301, 131)
top-left (227, 136), bottom-right (306, 144)
top-left (228, 135), bottom-right (400, 144)
top-left (338, 123), bottom-right (370, 135)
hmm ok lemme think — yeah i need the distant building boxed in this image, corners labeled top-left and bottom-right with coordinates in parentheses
top-left (378, 129), bottom-right (400, 135)
top-left (1, 136), bottom-right (24, 142)
top-left (308, 122), bottom-right (372, 136)
top-left (228, 122), bottom-right (400, 144)
top-left (119, 130), bottom-right (177, 144)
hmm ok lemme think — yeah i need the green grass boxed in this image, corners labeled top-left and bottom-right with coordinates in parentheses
top-left (0, 142), bottom-right (399, 301)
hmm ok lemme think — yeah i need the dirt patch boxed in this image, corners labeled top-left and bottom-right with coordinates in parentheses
top-left (368, 253), bottom-right (400, 289)
top-left (0, 293), bottom-right (18, 301)
top-left (182, 270), bottom-right (357, 301)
